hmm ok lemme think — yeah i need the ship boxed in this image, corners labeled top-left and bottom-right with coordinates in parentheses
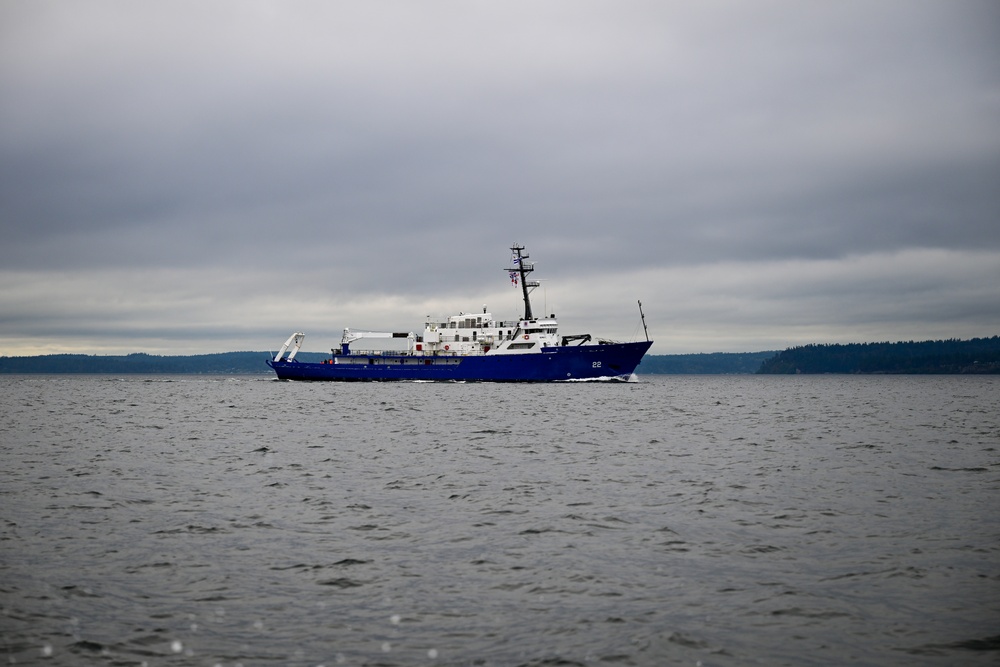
top-left (266, 244), bottom-right (653, 382)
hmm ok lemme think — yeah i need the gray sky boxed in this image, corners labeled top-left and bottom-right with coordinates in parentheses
top-left (2, 1), bottom-right (998, 356)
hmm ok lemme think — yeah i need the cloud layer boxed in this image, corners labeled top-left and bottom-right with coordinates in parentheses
top-left (2, 1), bottom-right (998, 355)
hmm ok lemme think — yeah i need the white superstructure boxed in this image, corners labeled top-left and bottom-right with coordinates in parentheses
top-left (419, 308), bottom-right (561, 356)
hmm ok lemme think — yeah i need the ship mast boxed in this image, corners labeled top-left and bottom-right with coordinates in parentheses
top-left (508, 244), bottom-right (540, 321)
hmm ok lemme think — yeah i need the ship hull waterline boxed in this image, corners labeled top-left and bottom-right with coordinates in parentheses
top-left (266, 340), bottom-right (653, 382)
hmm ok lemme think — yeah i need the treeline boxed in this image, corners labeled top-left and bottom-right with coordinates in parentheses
top-left (0, 351), bottom-right (328, 375)
top-left (757, 337), bottom-right (1000, 374)
top-left (3, 339), bottom-right (997, 375)
top-left (637, 351), bottom-right (775, 374)
top-left (0, 352), bottom-right (774, 375)
top-left (2, 350), bottom-right (774, 375)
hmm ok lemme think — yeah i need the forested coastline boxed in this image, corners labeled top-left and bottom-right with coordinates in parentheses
top-left (1, 351), bottom-right (772, 375)
top-left (757, 337), bottom-right (1000, 374)
top-left (2, 337), bottom-right (997, 374)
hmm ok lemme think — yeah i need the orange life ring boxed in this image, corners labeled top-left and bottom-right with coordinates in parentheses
top-left (523, 335), bottom-right (529, 340)
top-left (444, 345), bottom-right (450, 350)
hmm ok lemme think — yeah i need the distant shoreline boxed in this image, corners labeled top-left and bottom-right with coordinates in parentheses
top-left (0, 351), bottom-right (771, 375)
top-left (757, 336), bottom-right (999, 374)
top-left (2, 337), bottom-right (998, 374)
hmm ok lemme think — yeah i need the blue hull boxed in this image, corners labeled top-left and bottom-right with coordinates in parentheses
top-left (267, 341), bottom-right (652, 382)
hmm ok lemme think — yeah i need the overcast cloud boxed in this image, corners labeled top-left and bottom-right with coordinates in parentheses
top-left (2, 0), bottom-right (998, 355)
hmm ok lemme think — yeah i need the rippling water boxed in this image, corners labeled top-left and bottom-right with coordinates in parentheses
top-left (1, 374), bottom-right (998, 666)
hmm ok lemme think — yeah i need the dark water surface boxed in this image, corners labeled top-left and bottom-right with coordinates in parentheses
top-left (1, 374), bottom-right (998, 666)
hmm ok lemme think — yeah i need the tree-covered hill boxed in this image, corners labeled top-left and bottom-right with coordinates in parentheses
top-left (757, 337), bottom-right (1000, 374)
